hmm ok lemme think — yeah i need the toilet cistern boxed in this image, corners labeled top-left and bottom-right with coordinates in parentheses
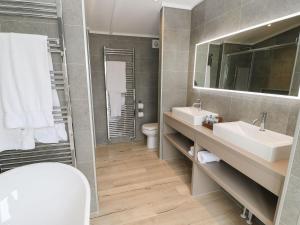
top-left (192, 99), bottom-right (202, 111)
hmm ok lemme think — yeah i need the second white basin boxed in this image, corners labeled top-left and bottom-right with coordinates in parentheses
top-left (172, 107), bottom-right (217, 125)
top-left (213, 121), bottom-right (293, 162)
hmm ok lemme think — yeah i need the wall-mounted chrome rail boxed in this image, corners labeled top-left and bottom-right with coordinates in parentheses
top-left (104, 47), bottom-right (136, 141)
top-left (0, 0), bottom-right (76, 173)
top-left (0, 0), bottom-right (57, 19)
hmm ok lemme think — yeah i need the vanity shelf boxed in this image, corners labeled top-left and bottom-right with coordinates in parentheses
top-left (198, 160), bottom-right (277, 225)
top-left (164, 133), bottom-right (194, 161)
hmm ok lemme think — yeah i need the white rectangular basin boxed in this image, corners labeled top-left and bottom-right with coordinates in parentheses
top-left (172, 107), bottom-right (218, 125)
top-left (213, 121), bottom-right (293, 162)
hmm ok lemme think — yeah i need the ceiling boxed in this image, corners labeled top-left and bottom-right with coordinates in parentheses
top-left (85, 0), bottom-right (203, 38)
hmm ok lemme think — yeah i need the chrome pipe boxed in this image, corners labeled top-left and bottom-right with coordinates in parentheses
top-left (0, 0), bottom-right (56, 8)
top-left (0, 10), bottom-right (57, 19)
top-left (0, 4), bottom-right (57, 13)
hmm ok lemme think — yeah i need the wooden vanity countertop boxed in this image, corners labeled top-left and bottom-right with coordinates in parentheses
top-left (164, 112), bottom-right (289, 178)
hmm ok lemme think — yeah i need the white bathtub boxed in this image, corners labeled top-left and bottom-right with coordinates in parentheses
top-left (0, 163), bottom-right (90, 225)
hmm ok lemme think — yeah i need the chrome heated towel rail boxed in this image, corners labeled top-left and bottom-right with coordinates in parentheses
top-left (104, 47), bottom-right (136, 142)
top-left (0, 0), bottom-right (76, 172)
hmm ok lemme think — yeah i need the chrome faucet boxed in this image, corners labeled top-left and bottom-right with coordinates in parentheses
top-left (252, 112), bottom-right (267, 131)
top-left (192, 99), bottom-right (202, 111)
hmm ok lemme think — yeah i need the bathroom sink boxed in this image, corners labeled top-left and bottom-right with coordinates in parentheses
top-left (172, 107), bottom-right (217, 125)
top-left (213, 121), bottom-right (293, 162)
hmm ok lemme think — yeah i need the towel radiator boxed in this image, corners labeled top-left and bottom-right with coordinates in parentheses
top-left (0, 0), bottom-right (76, 172)
top-left (104, 47), bottom-right (136, 142)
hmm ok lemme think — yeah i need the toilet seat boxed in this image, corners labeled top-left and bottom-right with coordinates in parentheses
top-left (142, 123), bottom-right (158, 131)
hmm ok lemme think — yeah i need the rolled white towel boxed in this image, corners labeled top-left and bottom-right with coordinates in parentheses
top-left (198, 151), bottom-right (220, 164)
top-left (188, 146), bottom-right (195, 156)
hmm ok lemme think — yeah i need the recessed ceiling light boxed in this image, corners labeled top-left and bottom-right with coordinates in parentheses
top-left (267, 24), bottom-right (272, 27)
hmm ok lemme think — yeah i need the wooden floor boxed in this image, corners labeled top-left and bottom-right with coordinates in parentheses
top-left (91, 142), bottom-right (251, 225)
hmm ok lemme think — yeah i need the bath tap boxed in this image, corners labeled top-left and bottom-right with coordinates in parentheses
top-left (252, 112), bottom-right (267, 131)
top-left (192, 99), bottom-right (202, 111)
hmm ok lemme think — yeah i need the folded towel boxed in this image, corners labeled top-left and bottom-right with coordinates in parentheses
top-left (198, 151), bottom-right (220, 164)
top-left (188, 146), bottom-right (195, 156)
top-left (0, 33), bottom-right (53, 129)
top-left (106, 61), bottom-right (126, 117)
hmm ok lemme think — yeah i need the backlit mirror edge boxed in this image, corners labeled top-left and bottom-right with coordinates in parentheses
top-left (192, 11), bottom-right (300, 99)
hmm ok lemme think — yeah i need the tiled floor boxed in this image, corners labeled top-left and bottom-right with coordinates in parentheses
top-left (91, 142), bottom-right (252, 225)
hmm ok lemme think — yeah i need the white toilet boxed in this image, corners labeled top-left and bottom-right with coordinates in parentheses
top-left (142, 123), bottom-right (158, 149)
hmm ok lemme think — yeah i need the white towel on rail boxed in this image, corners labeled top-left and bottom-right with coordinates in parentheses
top-left (34, 54), bottom-right (68, 143)
top-left (0, 35), bottom-right (67, 151)
top-left (34, 90), bottom-right (68, 143)
top-left (0, 33), bottom-right (54, 129)
top-left (106, 61), bottom-right (126, 117)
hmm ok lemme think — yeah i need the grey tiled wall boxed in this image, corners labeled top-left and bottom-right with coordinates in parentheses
top-left (61, 0), bottom-right (99, 215)
top-left (89, 34), bottom-right (159, 144)
top-left (0, 0), bottom-right (99, 214)
top-left (279, 112), bottom-right (300, 225)
top-left (159, 7), bottom-right (191, 157)
top-left (188, 0), bottom-right (300, 136)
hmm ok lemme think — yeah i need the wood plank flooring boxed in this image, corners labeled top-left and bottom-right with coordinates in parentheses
top-left (91, 142), bottom-right (252, 225)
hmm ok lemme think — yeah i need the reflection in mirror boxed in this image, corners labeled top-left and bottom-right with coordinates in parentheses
top-left (194, 14), bottom-right (300, 97)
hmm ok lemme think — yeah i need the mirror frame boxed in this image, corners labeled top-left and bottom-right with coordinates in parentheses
top-left (193, 12), bottom-right (300, 99)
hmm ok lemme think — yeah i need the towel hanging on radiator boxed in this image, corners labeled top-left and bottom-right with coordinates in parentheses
top-left (0, 33), bottom-right (67, 151)
top-left (34, 54), bottom-right (68, 143)
top-left (0, 32), bottom-right (53, 129)
top-left (106, 61), bottom-right (126, 117)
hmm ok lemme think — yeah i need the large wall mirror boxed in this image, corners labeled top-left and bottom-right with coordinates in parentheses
top-left (194, 14), bottom-right (300, 97)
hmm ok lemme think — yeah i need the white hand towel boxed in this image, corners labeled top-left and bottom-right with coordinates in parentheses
top-left (0, 33), bottom-right (53, 129)
top-left (198, 151), bottom-right (220, 164)
top-left (106, 61), bottom-right (126, 117)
